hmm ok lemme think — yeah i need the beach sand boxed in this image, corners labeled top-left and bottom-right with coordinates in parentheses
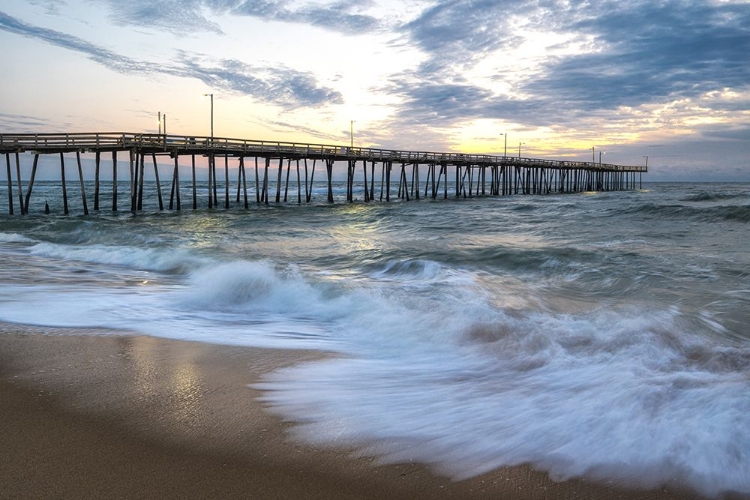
top-left (0, 324), bottom-right (705, 499)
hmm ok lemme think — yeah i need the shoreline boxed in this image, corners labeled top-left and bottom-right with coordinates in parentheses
top-left (0, 325), bottom-right (705, 499)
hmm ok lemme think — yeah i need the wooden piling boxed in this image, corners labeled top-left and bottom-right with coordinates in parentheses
top-left (76, 151), bottom-right (89, 215)
top-left (137, 153), bottom-right (145, 210)
top-left (191, 155), bottom-right (197, 210)
top-left (94, 151), bottom-right (100, 211)
top-left (5, 153), bottom-right (12, 215)
top-left (326, 159), bottom-right (334, 203)
top-left (112, 151), bottom-right (118, 212)
top-left (208, 154), bottom-right (214, 209)
top-left (24, 154), bottom-right (39, 214)
top-left (14, 153), bottom-right (24, 215)
top-left (284, 158), bottom-right (292, 203)
top-left (296, 159), bottom-right (301, 204)
top-left (60, 153), bottom-right (69, 215)
top-left (224, 154), bottom-right (229, 209)
top-left (275, 157), bottom-right (283, 204)
top-left (242, 158), bottom-right (249, 208)
top-left (153, 154), bottom-right (164, 210)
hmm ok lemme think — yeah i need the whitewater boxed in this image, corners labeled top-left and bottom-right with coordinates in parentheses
top-left (1, 181), bottom-right (748, 498)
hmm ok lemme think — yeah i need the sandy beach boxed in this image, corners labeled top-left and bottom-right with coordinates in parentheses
top-left (0, 324), bottom-right (706, 499)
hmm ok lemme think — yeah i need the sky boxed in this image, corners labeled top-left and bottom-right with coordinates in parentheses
top-left (0, 0), bottom-right (749, 181)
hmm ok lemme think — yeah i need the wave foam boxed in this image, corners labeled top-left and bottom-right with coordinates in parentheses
top-left (257, 306), bottom-right (750, 498)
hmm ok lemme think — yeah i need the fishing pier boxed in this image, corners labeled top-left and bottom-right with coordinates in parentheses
top-left (1, 132), bottom-right (647, 215)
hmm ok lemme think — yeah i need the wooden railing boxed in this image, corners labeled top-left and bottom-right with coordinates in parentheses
top-left (0, 132), bottom-right (648, 172)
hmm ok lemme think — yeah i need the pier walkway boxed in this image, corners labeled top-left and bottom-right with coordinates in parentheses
top-left (1, 132), bottom-right (647, 215)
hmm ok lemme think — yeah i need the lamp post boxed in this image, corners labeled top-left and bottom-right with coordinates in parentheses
top-left (643, 155), bottom-right (648, 168)
top-left (599, 151), bottom-right (605, 167)
top-left (203, 93), bottom-right (214, 139)
top-left (500, 133), bottom-right (507, 157)
top-left (158, 112), bottom-right (162, 135)
top-left (592, 146), bottom-right (595, 166)
top-left (350, 120), bottom-right (355, 150)
top-left (518, 142), bottom-right (525, 158)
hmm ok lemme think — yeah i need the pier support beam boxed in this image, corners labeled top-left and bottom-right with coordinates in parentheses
top-left (24, 154), bottom-right (39, 214)
top-left (76, 151), bottom-right (89, 215)
top-left (5, 153), bottom-right (13, 215)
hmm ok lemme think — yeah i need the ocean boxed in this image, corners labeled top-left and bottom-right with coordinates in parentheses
top-left (1, 181), bottom-right (749, 497)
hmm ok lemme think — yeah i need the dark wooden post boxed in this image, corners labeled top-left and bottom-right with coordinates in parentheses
top-left (60, 153), bottom-right (69, 215)
top-left (76, 151), bottom-right (89, 215)
top-left (207, 154), bottom-right (213, 209)
top-left (129, 150), bottom-right (136, 211)
top-left (152, 154), bottom-right (164, 210)
top-left (263, 157), bottom-right (270, 205)
top-left (112, 151), bottom-right (118, 212)
top-left (137, 153), bottom-right (145, 210)
top-left (284, 158), bottom-right (292, 202)
top-left (326, 159), bottom-right (334, 203)
top-left (309, 159), bottom-right (317, 203)
top-left (362, 160), bottom-right (369, 202)
top-left (191, 154), bottom-right (197, 209)
top-left (236, 157), bottom-right (243, 203)
top-left (255, 157), bottom-right (260, 203)
top-left (275, 157), bottom-right (284, 203)
top-left (94, 151), bottom-right (100, 210)
top-left (14, 153), bottom-right (24, 215)
top-left (296, 159), bottom-right (301, 204)
top-left (173, 154), bottom-right (181, 210)
top-left (242, 158), bottom-right (249, 208)
top-left (5, 153), bottom-right (12, 215)
top-left (224, 154), bottom-right (229, 209)
top-left (24, 154), bottom-right (39, 214)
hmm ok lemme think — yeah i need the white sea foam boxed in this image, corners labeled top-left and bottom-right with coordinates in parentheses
top-left (0, 232), bottom-right (35, 243)
top-left (255, 299), bottom-right (750, 498)
top-left (29, 241), bottom-right (210, 273)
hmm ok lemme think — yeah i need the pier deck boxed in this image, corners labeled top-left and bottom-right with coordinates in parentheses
top-left (1, 132), bottom-right (647, 215)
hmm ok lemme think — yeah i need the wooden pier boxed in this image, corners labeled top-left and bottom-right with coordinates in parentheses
top-left (1, 132), bottom-right (647, 215)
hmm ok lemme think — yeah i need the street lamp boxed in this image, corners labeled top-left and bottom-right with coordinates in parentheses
top-left (643, 155), bottom-right (648, 168)
top-left (500, 133), bottom-right (507, 157)
top-left (591, 146), bottom-right (595, 165)
top-left (158, 112), bottom-right (162, 135)
top-left (599, 151), bottom-right (605, 167)
top-left (203, 93), bottom-right (214, 139)
top-left (518, 142), bottom-right (525, 158)
top-left (350, 120), bottom-right (355, 150)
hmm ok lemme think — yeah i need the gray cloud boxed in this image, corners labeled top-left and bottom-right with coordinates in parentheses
top-left (101, 0), bottom-right (380, 35)
top-left (0, 11), bottom-right (342, 109)
top-left (0, 112), bottom-right (56, 131)
top-left (392, 0), bottom-right (750, 129)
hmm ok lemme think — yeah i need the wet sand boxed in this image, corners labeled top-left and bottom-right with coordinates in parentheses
top-left (0, 325), bottom-right (705, 499)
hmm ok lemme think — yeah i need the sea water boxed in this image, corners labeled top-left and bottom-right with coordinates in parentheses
top-left (1, 181), bottom-right (749, 497)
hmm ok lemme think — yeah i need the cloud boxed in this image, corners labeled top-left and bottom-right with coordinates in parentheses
top-left (391, 0), bottom-right (750, 130)
top-left (174, 52), bottom-right (344, 108)
top-left (99, 0), bottom-right (381, 36)
top-left (0, 112), bottom-right (56, 131)
top-left (702, 127), bottom-right (750, 142)
top-left (0, 11), bottom-right (342, 108)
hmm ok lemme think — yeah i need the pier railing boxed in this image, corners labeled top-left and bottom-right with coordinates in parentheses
top-left (0, 132), bottom-right (647, 172)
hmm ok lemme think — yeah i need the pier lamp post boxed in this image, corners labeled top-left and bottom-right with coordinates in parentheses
top-left (643, 155), bottom-right (648, 168)
top-left (599, 151), bottom-right (605, 167)
top-left (203, 93), bottom-right (214, 140)
top-left (350, 120), bottom-right (355, 150)
top-left (500, 133), bottom-right (507, 158)
top-left (518, 142), bottom-right (525, 158)
top-left (158, 112), bottom-right (162, 135)
top-left (592, 146), bottom-right (595, 166)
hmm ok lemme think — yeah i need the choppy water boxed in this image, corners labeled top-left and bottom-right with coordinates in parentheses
top-left (1, 181), bottom-right (749, 497)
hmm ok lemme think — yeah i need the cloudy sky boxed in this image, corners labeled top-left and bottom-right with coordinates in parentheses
top-left (1, 0), bottom-right (749, 180)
